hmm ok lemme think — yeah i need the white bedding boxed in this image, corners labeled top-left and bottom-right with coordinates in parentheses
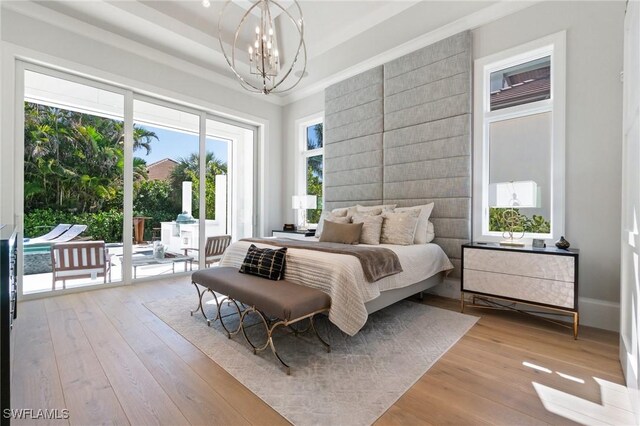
top-left (219, 240), bottom-right (453, 336)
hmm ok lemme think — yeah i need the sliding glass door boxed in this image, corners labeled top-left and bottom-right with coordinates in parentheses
top-left (130, 99), bottom-right (201, 279)
top-left (19, 63), bottom-right (257, 295)
top-left (22, 69), bottom-right (126, 294)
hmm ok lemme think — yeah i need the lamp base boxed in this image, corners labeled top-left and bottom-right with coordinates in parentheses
top-left (499, 240), bottom-right (526, 247)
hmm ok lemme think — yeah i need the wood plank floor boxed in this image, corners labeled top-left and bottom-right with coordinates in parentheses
top-left (11, 277), bottom-right (628, 425)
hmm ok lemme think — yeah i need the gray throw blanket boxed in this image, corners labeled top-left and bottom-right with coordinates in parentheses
top-left (241, 238), bottom-right (403, 283)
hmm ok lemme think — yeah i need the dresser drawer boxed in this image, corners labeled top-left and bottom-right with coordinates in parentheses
top-left (463, 269), bottom-right (575, 309)
top-left (464, 247), bottom-right (575, 282)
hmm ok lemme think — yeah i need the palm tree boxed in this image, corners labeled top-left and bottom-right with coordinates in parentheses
top-left (23, 102), bottom-right (158, 213)
top-left (133, 157), bottom-right (148, 181)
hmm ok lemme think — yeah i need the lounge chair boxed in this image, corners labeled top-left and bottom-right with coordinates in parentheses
top-left (25, 224), bottom-right (88, 247)
top-left (51, 240), bottom-right (111, 289)
top-left (25, 224), bottom-right (72, 243)
top-left (51, 224), bottom-right (88, 242)
top-left (183, 235), bottom-right (231, 267)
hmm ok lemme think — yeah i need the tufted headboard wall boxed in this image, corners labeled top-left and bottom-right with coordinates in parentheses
top-left (324, 31), bottom-right (472, 276)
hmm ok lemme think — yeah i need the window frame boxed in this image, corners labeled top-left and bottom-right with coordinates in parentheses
top-left (472, 31), bottom-right (566, 243)
top-left (295, 113), bottom-right (324, 225)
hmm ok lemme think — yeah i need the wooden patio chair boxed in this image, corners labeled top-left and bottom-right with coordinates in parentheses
top-left (183, 235), bottom-right (232, 268)
top-left (51, 241), bottom-right (112, 290)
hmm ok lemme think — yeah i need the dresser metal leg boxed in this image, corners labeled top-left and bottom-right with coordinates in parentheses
top-left (460, 292), bottom-right (465, 313)
top-left (573, 312), bottom-right (579, 340)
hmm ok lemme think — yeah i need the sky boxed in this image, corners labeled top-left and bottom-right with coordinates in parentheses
top-left (135, 124), bottom-right (229, 166)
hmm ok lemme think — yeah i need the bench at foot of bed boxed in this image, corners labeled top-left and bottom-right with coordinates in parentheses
top-left (190, 267), bottom-right (331, 375)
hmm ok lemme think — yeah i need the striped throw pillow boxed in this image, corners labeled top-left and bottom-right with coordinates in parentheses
top-left (239, 244), bottom-right (287, 280)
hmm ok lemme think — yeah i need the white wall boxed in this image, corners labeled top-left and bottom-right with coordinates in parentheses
top-left (0, 7), bottom-right (283, 237)
top-left (473, 1), bottom-right (625, 330)
top-left (281, 1), bottom-right (625, 330)
top-left (281, 91), bottom-right (324, 224)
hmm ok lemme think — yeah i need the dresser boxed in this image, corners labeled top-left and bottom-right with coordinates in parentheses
top-left (0, 225), bottom-right (17, 424)
top-left (461, 242), bottom-right (579, 338)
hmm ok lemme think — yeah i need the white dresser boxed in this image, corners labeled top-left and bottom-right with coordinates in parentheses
top-left (461, 243), bottom-right (579, 338)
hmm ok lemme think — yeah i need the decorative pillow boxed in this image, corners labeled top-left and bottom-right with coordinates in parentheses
top-left (394, 203), bottom-right (435, 244)
top-left (426, 220), bottom-right (435, 243)
top-left (316, 212), bottom-right (351, 238)
top-left (352, 213), bottom-right (384, 245)
top-left (319, 221), bottom-right (363, 245)
top-left (380, 210), bottom-right (421, 245)
top-left (239, 244), bottom-right (287, 280)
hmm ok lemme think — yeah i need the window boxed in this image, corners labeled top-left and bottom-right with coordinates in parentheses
top-left (473, 32), bottom-right (566, 243)
top-left (298, 116), bottom-right (323, 224)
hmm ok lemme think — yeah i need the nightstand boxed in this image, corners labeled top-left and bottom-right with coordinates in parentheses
top-left (461, 242), bottom-right (579, 339)
top-left (272, 229), bottom-right (316, 240)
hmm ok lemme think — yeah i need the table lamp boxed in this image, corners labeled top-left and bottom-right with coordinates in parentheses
top-left (292, 195), bottom-right (317, 231)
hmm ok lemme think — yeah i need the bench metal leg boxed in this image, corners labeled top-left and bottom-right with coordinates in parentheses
top-left (190, 282), bottom-right (220, 325)
top-left (216, 296), bottom-right (243, 338)
top-left (310, 315), bottom-right (331, 353)
top-left (240, 306), bottom-right (331, 375)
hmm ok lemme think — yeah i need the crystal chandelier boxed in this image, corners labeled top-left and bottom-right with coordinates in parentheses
top-left (218, 0), bottom-right (307, 95)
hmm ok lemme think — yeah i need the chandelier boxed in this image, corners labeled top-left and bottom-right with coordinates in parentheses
top-left (218, 0), bottom-right (307, 95)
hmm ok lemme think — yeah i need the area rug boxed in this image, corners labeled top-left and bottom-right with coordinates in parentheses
top-left (145, 294), bottom-right (478, 426)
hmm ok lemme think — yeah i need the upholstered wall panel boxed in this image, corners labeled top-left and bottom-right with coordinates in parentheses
top-left (325, 66), bottom-right (384, 209)
top-left (383, 31), bottom-right (471, 275)
top-left (323, 31), bottom-right (471, 276)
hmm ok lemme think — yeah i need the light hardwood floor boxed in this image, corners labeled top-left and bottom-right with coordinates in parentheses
top-left (11, 277), bottom-right (628, 425)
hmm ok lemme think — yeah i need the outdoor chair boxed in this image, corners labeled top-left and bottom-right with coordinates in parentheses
top-left (25, 224), bottom-right (72, 244)
top-left (25, 224), bottom-right (88, 247)
top-left (51, 240), bottom-right (112, 290)
top-left (183, 235), bottom-right (232, 267)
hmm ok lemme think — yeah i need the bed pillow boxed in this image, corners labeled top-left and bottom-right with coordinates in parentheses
top-left (330, 207), bottom-right (350, 217)
top-left (352, 213), bottom-right (384, 245)
top-left (239, 244), bottom-right (287, 280)
top-left (319, 221), bottom-right (363, 245)
top-left (380, 210), bottom-right (420, 245)
top-left (426, 220), bottom-right (435, 243)
top-left (347, 204), bottom-right (397, 216)
top-left (315, 212), bottom-right (351, 238)
top-left (394, 203), bottom-right (435, 244)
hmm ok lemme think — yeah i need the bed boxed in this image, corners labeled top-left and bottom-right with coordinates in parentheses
top-left (219, 240), bottom-right (453, 336)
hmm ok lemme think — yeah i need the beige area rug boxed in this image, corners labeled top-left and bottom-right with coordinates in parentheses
top-left (145, 293), bottom-right (478, 426)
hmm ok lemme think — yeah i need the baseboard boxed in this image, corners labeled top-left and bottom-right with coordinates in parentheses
top-left (428, 279), bottom-right (620, 332)
top-left (579, 297), bottom-right (620, 332)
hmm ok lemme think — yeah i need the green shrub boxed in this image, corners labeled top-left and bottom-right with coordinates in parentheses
top-left (489, 208), bottom-right (551, 234)
top-left (134, 179), bottom-right (181, 238)
top-left (24, 208), bottom-right (124, 243)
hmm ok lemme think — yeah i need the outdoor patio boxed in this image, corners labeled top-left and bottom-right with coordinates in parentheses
top-left (23, 243), bottom-right (202, 294)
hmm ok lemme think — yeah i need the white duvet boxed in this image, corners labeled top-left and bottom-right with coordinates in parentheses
top-left (219, 240), bottom-right (454, 336)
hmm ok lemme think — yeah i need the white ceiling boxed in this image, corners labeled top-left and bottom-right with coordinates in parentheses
top-left (11, 1), bottom-right (510, 102)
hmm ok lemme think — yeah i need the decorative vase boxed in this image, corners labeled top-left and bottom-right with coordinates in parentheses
top-left (555, 236), bottom-right (570, 250)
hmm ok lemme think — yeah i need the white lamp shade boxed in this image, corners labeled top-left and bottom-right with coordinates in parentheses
top-left (490, 180), bottom-right (538, 208)
top-left (291, 195), bottom-right (301, 209)
top-left (292, 195), bottom-right (317, 210)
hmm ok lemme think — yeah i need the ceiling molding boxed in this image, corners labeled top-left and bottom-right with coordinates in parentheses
top-left (308, 1), bottom-right (419, 60)
top-left (281, 0), bottom-right (539, 105)
top-left (2, 0), bottom-right (286, 106)
top-left (3, 0), bottom-right (541, 107)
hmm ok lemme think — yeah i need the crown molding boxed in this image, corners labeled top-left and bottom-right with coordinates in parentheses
top-left (2, 0), bottom-right (286, 106)
top-left (281, 0), bottom-right (539, 105)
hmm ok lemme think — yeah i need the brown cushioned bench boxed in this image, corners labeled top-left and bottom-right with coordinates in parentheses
top-left (191, 267), bottom-right (331, 374)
